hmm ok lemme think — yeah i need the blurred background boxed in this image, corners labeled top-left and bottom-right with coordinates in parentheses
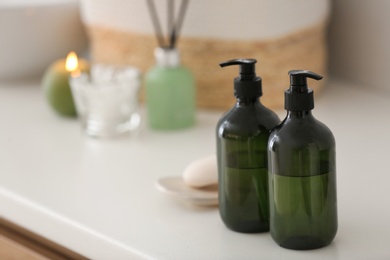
top-left (328, 0), bottom-right (390, 94)
top-left (0, 0), bottom-right (389, 104)
top-left (1, 1), bottom-right (389, 258)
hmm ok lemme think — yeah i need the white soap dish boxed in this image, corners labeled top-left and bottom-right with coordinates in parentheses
top-left (156, 176), bottom-right (218, 206)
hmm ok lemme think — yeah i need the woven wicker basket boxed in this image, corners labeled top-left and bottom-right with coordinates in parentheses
top-left (81, 0), bottom-right (330, 110)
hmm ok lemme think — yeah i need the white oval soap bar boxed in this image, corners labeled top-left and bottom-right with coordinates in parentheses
top-left (182, 155), bottom-right (218, 188)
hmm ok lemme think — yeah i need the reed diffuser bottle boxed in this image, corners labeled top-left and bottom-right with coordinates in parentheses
top-left (268, 70), bottom-right (337, 250)
top-left (145, 0), bottom-right (195, 130)
top-left (146, 48), bottom-right (195, 129)
top-left (217, 59), bottom-right (280, 233)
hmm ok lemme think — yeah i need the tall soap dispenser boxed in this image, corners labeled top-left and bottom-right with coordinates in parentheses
top-left (216, 59), bottom-right (280, 233)
top-left (145, 48), bottom-right (195, 130)
top-left (268, 70), bottom-right (337, 250)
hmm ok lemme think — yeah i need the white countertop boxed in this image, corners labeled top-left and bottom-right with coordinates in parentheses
top-left (0, 79), bottom-right (390, 259)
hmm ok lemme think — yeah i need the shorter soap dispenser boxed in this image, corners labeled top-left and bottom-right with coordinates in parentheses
top-left (216, 59), bottom-right (280, 233)
top-left (145, 47), bottom-right (195, 130)
top-left (268, 70), bottom-right (337, 250)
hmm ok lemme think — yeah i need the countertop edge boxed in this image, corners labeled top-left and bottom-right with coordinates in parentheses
top-left (0, 187), bottom-right (152, 260)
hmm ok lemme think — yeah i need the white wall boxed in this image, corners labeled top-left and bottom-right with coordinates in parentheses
top-left (328, 0), bottom-right (390, 91)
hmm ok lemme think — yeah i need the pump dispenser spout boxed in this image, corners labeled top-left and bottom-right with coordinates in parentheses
top-left (220, 59), bottom-right (257, 80)
top-left (289, 70), bottom-right (323, 93)
top-left (219, 59), bottom-right (262, 98)
top-left (285, 70), bottom-right (323, 111)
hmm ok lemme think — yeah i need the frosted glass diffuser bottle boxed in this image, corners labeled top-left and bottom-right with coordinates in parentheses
top-left (145, 47), bottom-right (195, 130)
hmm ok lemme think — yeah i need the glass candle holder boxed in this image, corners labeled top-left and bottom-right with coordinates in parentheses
top-left (70, 64), bottom-right (141, 138)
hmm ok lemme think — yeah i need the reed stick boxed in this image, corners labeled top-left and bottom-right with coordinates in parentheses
top-left (146, 0), bottom-right (165, 47)
top-left (170, 0), bottom-right (189, 48)
top-left (146, 0), bottom-right (190, 48)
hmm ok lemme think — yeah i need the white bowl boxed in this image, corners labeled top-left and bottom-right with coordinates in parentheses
top-left (0, 0), bottom-right (88, 80)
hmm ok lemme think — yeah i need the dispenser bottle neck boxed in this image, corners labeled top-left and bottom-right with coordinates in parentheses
top-left (236, 97), bottom-right (260, 105)
top-left (287, 110), bottom-right (313, 119)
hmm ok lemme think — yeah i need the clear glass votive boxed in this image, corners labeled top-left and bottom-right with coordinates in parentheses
top-left (70, 64), bottom-right (141, 138)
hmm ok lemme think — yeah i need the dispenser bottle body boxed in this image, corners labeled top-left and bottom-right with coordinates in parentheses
top-left (217, 101), bottom-right (280, 233)
top-left (145, 48), bottom-right (195, 130)
top-left (268, 112), bottom-right (337, 249)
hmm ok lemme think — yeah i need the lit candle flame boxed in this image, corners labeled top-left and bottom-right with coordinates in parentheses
top-left (66, 51), bottom-right (80, 77)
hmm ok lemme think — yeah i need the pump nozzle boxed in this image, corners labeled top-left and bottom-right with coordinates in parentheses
top-left (288, 70), bottom-right (323, 93)
top-left (219, 58), bottom-right (262, 98)
top-left (285, 70), bottom-right (323, 111)
top-left (220, 59), bottom-right (257, 80)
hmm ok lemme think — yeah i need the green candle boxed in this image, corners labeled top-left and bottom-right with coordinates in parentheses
top-left (42, 52), bottom-right (89, 117)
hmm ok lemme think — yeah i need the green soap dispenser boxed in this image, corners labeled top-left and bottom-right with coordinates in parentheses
top-left (145, 47), bottom-right (195, 130)
top-left (268, 70), bottom-right (337, 250)
top-left (216, 59), bottom-right (280, 233)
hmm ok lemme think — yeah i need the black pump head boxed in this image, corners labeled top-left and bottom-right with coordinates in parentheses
top-left (219, 58), bottom-right (262, 98)
top-left (220, 59), bottom-right (257, 79)
top-left (285, 70), bottom-right (323, 111)
top-left (289, 70), bottom-right (323, 93)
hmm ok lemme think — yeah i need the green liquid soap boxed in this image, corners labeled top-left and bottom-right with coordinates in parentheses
top-left (220, 167), bottom-right (269, 232)
top-left (269, 172), bottom-right (337, 250)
